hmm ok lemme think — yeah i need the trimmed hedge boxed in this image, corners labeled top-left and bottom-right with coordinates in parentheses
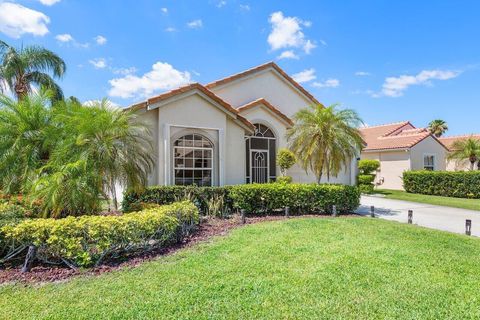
top-left (229, 183), bottom-right (360, 215)
top-left (122, 185), bottom-right (232, 215)
top-left (1, 201), bottom-right (199, 268)
top-left (403, 171), bottom-right (480, 198)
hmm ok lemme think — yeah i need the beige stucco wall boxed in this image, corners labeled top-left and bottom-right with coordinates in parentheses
top-left (362, 150), bottom-right (411, 190)
top-left (135, 108), bottom-right (159, 186)
top-left (410, 136), bottom-right (447, 171)
top-left (147, 92), bottom-right (247, 186)
top-left (209, 69), bottom-right (313, 117)
top-left (446, 159), bottom-right (471, 171)
top-left (240, 105), bottom-right (354, 185)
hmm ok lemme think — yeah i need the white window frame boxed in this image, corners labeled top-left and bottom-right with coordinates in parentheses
top-left (423, 153), bottom-right (436, 171)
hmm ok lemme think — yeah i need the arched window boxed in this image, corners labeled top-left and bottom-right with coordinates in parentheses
top-left (173, 134), bottom-right (213, 186)
top-left (246, 123), bottom-right (276, 183)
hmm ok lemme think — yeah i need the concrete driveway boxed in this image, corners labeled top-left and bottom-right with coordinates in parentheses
top-left (356, 195), bottom-right (480, 237)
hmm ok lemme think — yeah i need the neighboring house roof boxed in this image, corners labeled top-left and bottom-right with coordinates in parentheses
top-left (439, 134), bottom-right (480, 151)
top-left (205, 61), bottom-right (321, 106)
top-left (126, 83), bottom-right (255, 132)
top-left (360, 121), bottom-right (447, 151)
top-left (237, 98), bottom-right (294, 126)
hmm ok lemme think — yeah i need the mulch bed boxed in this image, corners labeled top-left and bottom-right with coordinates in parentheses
top-left (0, 214), bottom-right (359, 285)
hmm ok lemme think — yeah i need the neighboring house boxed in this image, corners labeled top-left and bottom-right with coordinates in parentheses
top-left (439, 135), bottom-right (480, 171)
top-left (359, 121), bottom-right (448, 190)
top-left (128, 62), bottom-right (357, 187)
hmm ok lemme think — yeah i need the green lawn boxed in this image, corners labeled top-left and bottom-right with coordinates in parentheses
top-left (1, 218), bottom-right (480, 319)
top-left (374, 189), bottom-right (480, 211)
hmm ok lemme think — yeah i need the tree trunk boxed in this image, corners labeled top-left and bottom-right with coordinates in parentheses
top-left (14, 79), bottom-right (29, 101)
top-left (21, 245), bottom-right (37, 273)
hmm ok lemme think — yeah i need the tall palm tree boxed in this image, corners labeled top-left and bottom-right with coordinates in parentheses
top-left (428, 119), bottom-right (448, 137)
top-left (286, 104), bottom-right (364, 183)
top-left (0, 40), bottom-right (66, 100)
top-left (448, 137), bottom-right (480, 170)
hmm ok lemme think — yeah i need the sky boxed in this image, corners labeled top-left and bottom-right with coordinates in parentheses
top-left (0, 0), bottom-right (479, 135)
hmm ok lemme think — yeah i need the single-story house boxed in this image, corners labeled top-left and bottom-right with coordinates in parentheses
top-left (440, 134), bottom-right (480, 171)
top-left (128, 62), bottom-right (358, 187)
top-left (359, 121), bottom-right (448, 190)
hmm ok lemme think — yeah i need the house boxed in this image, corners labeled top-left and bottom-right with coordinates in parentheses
top-left (439, 134), bottom-right (480, 171)
top-left (359, 121), bottom-right (448, 190)
top-left (128, 62), bottom-right (358, 187)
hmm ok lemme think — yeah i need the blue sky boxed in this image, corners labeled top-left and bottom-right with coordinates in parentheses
top-left (0, 0), bottom-right (479, 135)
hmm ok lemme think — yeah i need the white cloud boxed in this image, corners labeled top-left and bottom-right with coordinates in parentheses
top-left (94, 35), bottom-right (107, 45)
top-left (292, 68), bottom-right (316, 83)
top-left (320, 39), bottom-right (327, 46)
top-left (165, 27), bottom-right (177, 32)
top-left (0, 2), bottom-right (50, 38)
top-left (108, 62), bottom-right (192, 99)
top-left (83, 99), bottom-right (120, 109)
top-left (312, 79), bottom-right (340, 88)
top-left (380, 69), bottom-right (460, 97)
top-left (216, 1), bottom-right (227, 8)
top-left (112, 67), bottom-right (137, 75)
top-left (89, 58), bottom-right (107, 69)
top-left (161, 7), bottom-right (168, 13)
top-left (267, 11), bottom-right (316, 55)
top-left (277, 50), bottom-right (299, 60)
top-left (55, 33), bottom-right (73, 42)
top-left (239, 4), bottom-right (250, 11)
top-left (39, 0), bottom-right (61, 5)
top-left (187, 19), bottom-right (203, 29)
top-left (355, 71), bottom-right (371, 76)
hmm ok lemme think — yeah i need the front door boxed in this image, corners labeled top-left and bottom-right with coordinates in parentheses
top-left (250, 150), bottom-right (269, 183)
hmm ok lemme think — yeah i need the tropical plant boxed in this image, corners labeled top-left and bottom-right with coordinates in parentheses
top-left (428, 119), bottom-right (448, 137)
top-left (0, 40), bottom-right (66, 100)
top-left (277, 148), bottom-right (296, 176)
top-left (447, 137), bottom-right (480, 170)
top-left (34, 99), bottom-right (155, 215)
top-left (0, 91), bottom-right (58, 194)
top-left (286, 104), bottom-right (364, 183)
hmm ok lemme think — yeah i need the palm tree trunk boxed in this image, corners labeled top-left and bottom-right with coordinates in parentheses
top-left (14, 78), bottom-right (29, 101)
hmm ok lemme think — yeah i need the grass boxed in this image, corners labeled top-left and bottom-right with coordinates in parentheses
top-left (1, 217), bottom-right (480, 319)
top-left (373, 189), bottom-right (480, 211)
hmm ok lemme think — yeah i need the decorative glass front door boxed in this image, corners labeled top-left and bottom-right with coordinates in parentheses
top-left (250, 150), bottom-right (269, 183)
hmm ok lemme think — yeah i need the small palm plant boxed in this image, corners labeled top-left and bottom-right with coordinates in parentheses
top-left (0, 40), bottom-right (66, 100)
top-left (428, 119), bottom-right (448, 137)
top-left (286, 104), bottom-right (364, 183)
top-left (448, 137), bottom-right (480, 171)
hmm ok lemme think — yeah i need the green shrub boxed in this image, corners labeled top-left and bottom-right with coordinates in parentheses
top-left (359, 184), bottom-right (375, 194)
top-left (403, 171), bottom-right (480, 198)
top-left (276, 176), bottom-right (293, 184)
top-left (277, 148), bottom-right (296, 176)
top-left (0, 203), bottom-right (27, 259)
top-left (1, 201), bottom-right (199, 268)
top-left (229, 183), bottom-right (360, 215)
top-left (358, 174), bottom-right (375, 185)
top-left (122, 185), bottom-right (232, 214)
top-left (358, 159), bottom-right (380, 175)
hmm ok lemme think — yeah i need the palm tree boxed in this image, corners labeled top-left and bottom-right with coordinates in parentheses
top-left (0, 40), bottom-right (66, 100)
top-left (46, 99), bottom-right (155, 211)
top-left (447, 137), bottom-right (480, 171)
top-left (286, 104), bottom-right (364, 183)
top-left (0, 91), bottom-right (58, 194)
top-left (428, 119), bottom-right (448, 137)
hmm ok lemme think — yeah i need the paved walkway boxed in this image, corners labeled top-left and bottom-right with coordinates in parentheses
top-left (356, 195), bottom-right (480, 237)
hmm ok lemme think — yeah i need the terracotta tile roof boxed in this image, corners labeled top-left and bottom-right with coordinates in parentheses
top-left (237, 98), bottom-right (293, 126)
top-left (205, 62), bottom-right (321, 106)
top-left (360, 122), bottom-right (445, 151)
top-left (127, 83), bottom-right (254, 131)
top-left (439, 134), bottom-right (480, 151)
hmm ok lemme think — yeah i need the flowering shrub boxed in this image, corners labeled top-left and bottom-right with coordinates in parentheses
top-left (1, 201), bottom-right (198, 268)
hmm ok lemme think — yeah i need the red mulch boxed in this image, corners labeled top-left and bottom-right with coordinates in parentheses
top-left (0, 214), bottom-right (359, 284)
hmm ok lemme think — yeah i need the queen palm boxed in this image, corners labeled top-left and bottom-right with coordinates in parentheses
top-left (447, 137), bottom-right (480, 170)
top-left (286, 104), bottom-right (364, 183)
top-left (428, 119), bottom-right (448, 137)
top-left (42, 99), bottom-right (155, 213)
top-left (0, 40), bottom-right (66, 100)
